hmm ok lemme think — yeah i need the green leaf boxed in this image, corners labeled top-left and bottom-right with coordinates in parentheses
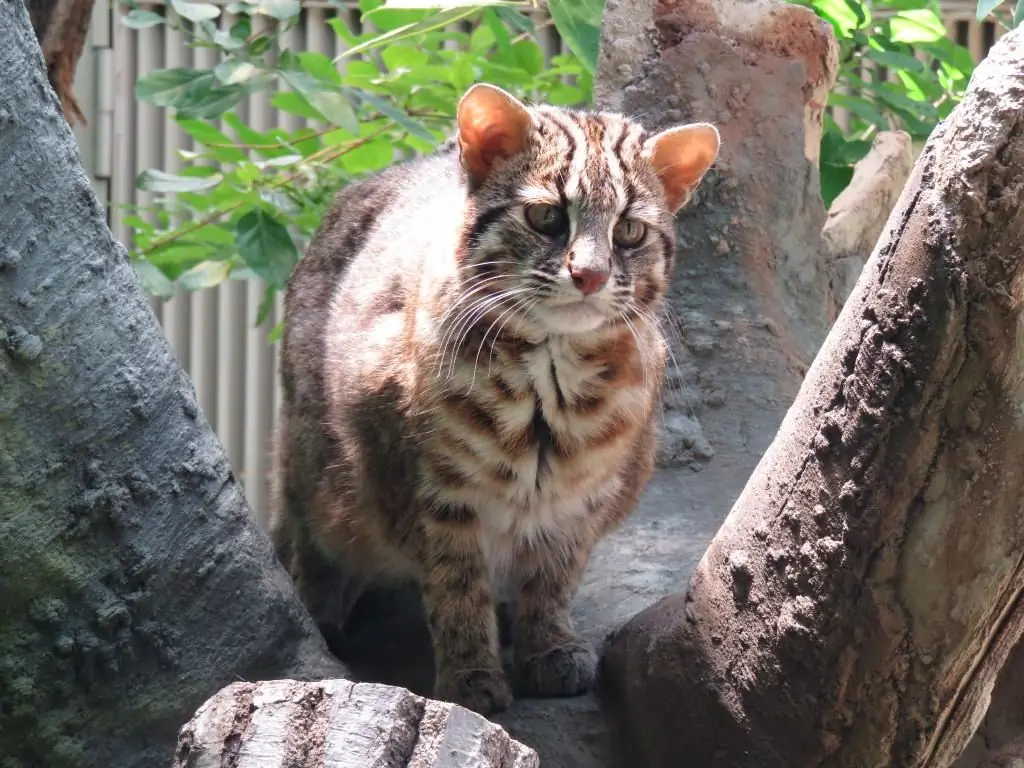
top-left (546, 0), bottom-right (604, 75)
top-left (278, 69), bottom-right (360, 133)
top-left (976, 0), bottom-right (1006, 20)
top-left (136, 68), bottom-right (246, 118)
top-left (137, 169), bottom-right (224, 193)
top-left (1015, 0), bottom-right (1024, 26)
top-left (212, 27), bottom-right (247, 50)
top-left (133, 260), bottom-right (176, 300)
top-left (512, 38), bottom-right (544, 75)
top-left (381, 0), bottom-right (524, 6)
top-left (215, 59), bottom-right (260, 85)
top-left (339, 138), bottom-right (396, 174)
top-left (257, 0), bottom-right (301, 18)
top-left (296, 51), bottom-right (343, 84)
top-left (178, 260), bottom-right (233, 291)
top-left (255, 284), bottom-right (277, 326)
top-left (482, 8), bottom-right (512, 54)
top-left (135, 68), bottom-right (208, 106)
top-left (864, 48), bottom-right (925, 73)
top-left (496, 5), bottom-right (534, 34)
top-left (355, 91), bottom-right (437, 142)
top-left (381, 43), bottom-right (430, 71)
top-left (828, 93), bottom-right (890, 129)
top-left (122, 9), bottom-right (165, 28)
top-left (235, 210), bottom-right (299, 288)
top-left (337, 7), bottom-right (479, 60)
top-left (888, 9), bottom-right (946, 43)
top-left (802, 0), bottom-right (860, 33)
top-left (176, 119), bottom-right (247, 162)
top-left (169, 0), bottom-right (221, 21)
top-left (820, 163), bottom-right (855, 208)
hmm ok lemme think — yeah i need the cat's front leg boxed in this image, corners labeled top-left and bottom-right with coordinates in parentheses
top-left (419, 506), bottom-right (512, 716)
top-left (512, 533), bottom-right (598, 698)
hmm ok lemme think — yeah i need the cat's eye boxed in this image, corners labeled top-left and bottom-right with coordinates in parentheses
top-left (525, 204), bottom-right (569, 237)
top-left (613, 218), bottom-right (647, 248)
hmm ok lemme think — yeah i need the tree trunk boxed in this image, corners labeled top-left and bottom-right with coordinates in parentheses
top-left (0, 3), bottom-right (345, 766)
top-left (600, 23), bottom-right (1024, 768)
top-left (24, 0), bottom-right (94, 125)
top-left (173, 679), bottom-right (539, 768)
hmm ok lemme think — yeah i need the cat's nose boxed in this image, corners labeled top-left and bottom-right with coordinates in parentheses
top-left (570, 266), bottom-right (609, 295)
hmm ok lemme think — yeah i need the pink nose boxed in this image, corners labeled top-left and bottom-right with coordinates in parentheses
top-left (570, 266), bottom-right (609, 295)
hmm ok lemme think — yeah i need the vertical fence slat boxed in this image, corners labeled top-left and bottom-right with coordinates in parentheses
top-left (156, 11), bottom-right (191, 369)
top-left (243, 281), bottom-right (275, 522)
top-left (110, 2), bottom-right (136, 248)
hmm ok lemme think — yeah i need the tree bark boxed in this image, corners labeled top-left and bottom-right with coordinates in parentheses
top-left (173, 679), bottom-right (539, 768)
top-left (24, 0), bottom-right (95, 125)
top-left (600, 24), bottom-right (1024, 768)
top-left (0, 3), bottom-right (345, 766)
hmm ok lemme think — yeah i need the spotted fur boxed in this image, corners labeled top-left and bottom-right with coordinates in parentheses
top-left (270, 85), bottom-right (719, 716)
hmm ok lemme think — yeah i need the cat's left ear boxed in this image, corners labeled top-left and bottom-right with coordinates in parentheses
top-left (457, 83), bottom-right (533, 185)
top-left (642, 123), bottom-right (721, 213)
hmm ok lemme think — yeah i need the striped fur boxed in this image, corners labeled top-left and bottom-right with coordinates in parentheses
top-left (271, 86), bottom-right (718, 716)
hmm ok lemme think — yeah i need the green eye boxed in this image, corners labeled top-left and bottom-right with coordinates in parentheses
top-left (525, 204), bottom-right (569, 236)
top-left (613, 218), bottom-right (647, 248)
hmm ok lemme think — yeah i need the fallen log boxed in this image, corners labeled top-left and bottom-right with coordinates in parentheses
top-left (600, 24), bottom-right (1024, 768)
top-left (173, 679), bottom-right (539, 768)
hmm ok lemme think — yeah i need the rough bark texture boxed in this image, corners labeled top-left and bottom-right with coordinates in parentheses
top-left (0, 3), bottom-right (346, 766)
top-left (24, 0), bottom-right (94, 125)
top-left (822, 130), bottom-right (914, 308)
top-left (173, 679), bottom-right (539, 768)
top-left (601, 25), bottom-right (1024, 768)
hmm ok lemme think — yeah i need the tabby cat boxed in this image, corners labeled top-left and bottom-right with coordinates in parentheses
top-left (270, 83), bottom-right (720, 716)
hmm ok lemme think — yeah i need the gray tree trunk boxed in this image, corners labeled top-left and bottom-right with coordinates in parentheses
top-left (0, 3), bottom-right (344, 766)
top-left (601, 22), bottom-right (1024, 768)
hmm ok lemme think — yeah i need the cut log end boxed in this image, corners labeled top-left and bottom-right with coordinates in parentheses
top-left (172, 679), bottom-right (540, 768)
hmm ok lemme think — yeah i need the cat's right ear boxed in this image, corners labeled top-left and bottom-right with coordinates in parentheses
top-left (457, 83), bottom-right (532, 185)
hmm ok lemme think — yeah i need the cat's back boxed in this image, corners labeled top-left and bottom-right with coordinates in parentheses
top-left (281, 145), bottom-right (464, 405)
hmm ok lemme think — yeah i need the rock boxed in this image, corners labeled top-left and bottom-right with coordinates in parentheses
top-left (172, 679), bottom-right (539, 768)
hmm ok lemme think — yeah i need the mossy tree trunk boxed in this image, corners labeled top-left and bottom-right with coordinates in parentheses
top-left (0, 4), bottom-right (344, 766)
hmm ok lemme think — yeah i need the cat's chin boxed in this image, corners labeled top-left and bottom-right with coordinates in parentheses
top-left (531, 301), bottom-right (611, 335)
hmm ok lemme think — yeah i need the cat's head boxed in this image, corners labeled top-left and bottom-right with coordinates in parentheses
top-left (455, 83), bottom-right (720, 336)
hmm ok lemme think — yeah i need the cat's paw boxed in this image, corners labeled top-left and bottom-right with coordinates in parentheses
top-left (513, 640), bottom-right (597, 697)
top-left (436, 667), bottom-right (513, 716)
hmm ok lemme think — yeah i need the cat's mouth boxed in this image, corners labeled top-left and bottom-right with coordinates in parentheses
top-left (530, 297), bottom-right (613, 334)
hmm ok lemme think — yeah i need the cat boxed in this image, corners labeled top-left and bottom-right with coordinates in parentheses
top-left (270, 82), bottom-right (720, 716)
